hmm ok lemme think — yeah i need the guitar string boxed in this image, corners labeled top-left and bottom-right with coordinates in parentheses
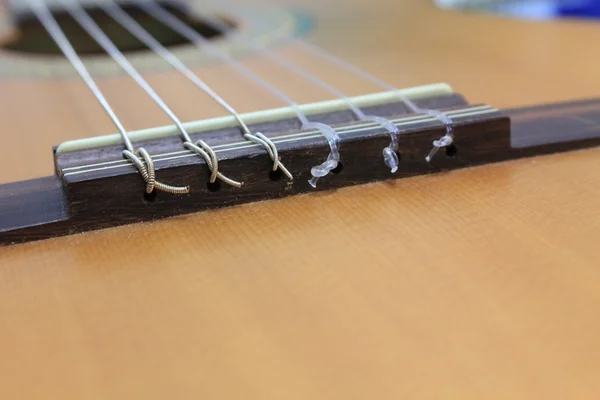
top-left (185, 6), bottom-right (403, 173)
top-left (63, 105), bottom-right (493, 173)
top-left (32, 1), bottom-right (454, 189)
top-left (146, 1), bottom-right (453, 183)
top-left (140, 1), bottom-right (343, 188)
top-left (61, 0), bottom-right (242, 188)
top-left (213, 2), bottom-right (456, 162)
top-left (294, 41), bottom-right (456, 161)
top-left (100, 0), bottom-right (293, 181)
top-left (25, 0), bottom-right (189, 194)
top-left (62, 106), bottom-right (497, 176)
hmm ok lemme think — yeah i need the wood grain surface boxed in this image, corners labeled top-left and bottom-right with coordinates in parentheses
top-left (1, 0), bottom-right (600, 398)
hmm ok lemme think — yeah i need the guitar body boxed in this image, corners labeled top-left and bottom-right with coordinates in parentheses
top-left (1, 0), bottom-right (599, 398)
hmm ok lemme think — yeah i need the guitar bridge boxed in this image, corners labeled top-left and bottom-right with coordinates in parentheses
top-left (0, 87), bottom-right (515, 245)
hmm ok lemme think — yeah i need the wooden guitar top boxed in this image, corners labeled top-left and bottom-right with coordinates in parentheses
top-left (0, 0), bottom-right (599, 398)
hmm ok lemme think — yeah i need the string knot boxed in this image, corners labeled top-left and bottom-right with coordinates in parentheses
top-left (123, 148), bottom-right (189, 194)
top-left (183, 140), bottom-right (242, 188)
top-left (244, 132), bottom-right (293, 180)
top-left (425, 134), bottom-right (454, 163)
top-left (302, 121), bottom-right (340, 188)
top-left (361, 115), bottom-right (400, 173)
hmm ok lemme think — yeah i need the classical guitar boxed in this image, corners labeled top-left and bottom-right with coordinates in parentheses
top-left (0, 0), bottom-right (599, 398)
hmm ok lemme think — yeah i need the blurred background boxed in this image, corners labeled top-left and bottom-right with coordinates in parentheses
top-left (436, 0), bottom-right (600, 19)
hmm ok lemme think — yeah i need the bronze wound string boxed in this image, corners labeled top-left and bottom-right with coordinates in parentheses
top-left (26, 0), bottom-right (189, 194)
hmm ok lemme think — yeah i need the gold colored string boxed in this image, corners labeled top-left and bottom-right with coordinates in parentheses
top-left (26, 0), bottom-right (188, 194)
top-left (61, 0), bottom-right (241, 188)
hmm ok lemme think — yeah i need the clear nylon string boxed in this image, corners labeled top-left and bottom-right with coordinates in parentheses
top-left (295, 41), bottom-right (456, 161)
top-left (210, 3), bottom-right (455, 162)
top-left (26, 0), bottom-right (189, 194)
top-left (140, 1), bottom-right (342, 187)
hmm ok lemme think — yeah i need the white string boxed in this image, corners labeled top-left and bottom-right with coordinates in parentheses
top-left (140, 1), bottom-right (341, 187)
top-left (295, 41), bottom-right (455, 162)
top-left (26, 0), bottom-right (189, 194)
top-left (61, 0), bottom-right (241, 187)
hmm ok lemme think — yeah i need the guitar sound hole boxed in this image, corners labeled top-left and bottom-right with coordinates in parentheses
top-left (1, 2), bottom-right (235, 56)
top-left (445, 144), bottom-right (458, 157)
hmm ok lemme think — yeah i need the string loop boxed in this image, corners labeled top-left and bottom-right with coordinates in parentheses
top-left (301, 122), bottom-right (341, 188)
top-left (361, 115), bottom-right (400, 173)
top-left (426, 134), bottom-right (454, 162)
top-left (244, 133), bottom-right (293, 180)
top-left (123, 148), bottom-right (190, 194)
top-left (183, 141), bottom-right (243, 188)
